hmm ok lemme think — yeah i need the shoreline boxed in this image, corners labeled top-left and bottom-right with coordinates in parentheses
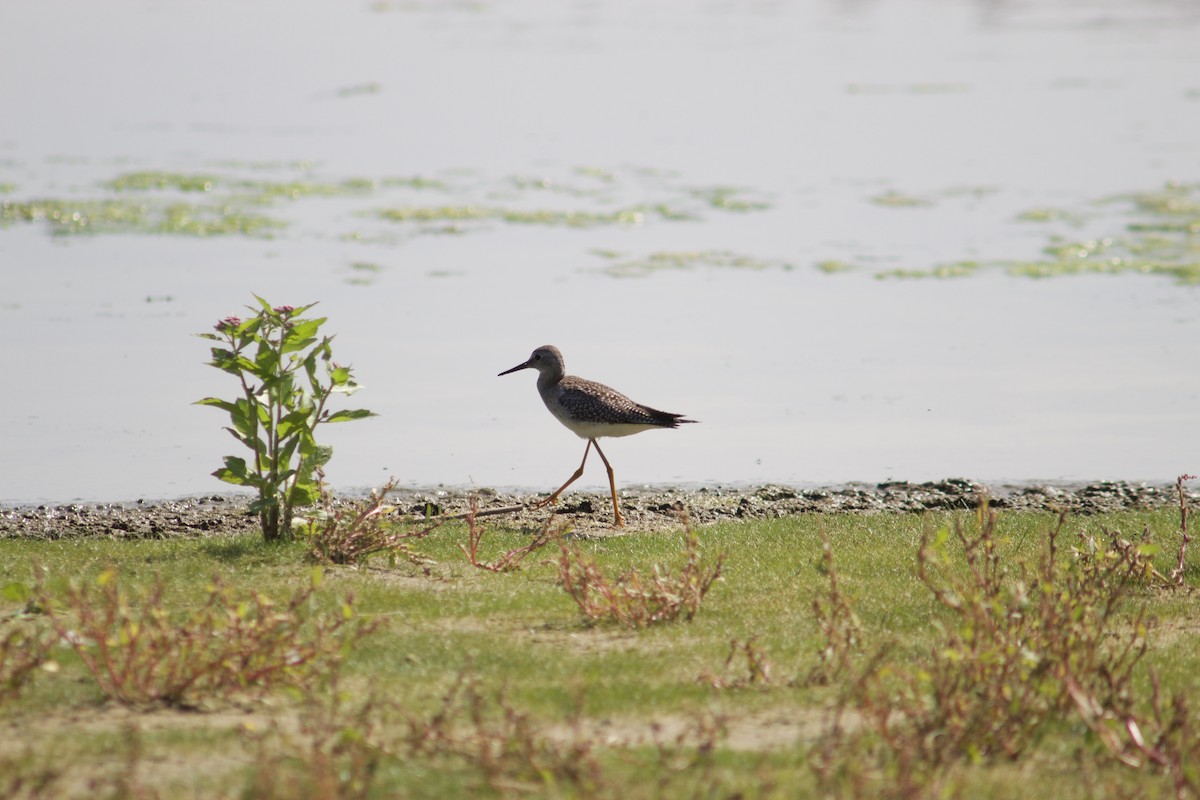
top-left (2, 478), bottom-right (1195, 539)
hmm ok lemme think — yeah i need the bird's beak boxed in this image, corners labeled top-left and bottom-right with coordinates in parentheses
top-left (498, 359), bottom-right (532, 377)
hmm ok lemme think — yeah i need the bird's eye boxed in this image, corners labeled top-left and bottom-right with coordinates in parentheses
top-left (532, 354), bottom-right (541, 361)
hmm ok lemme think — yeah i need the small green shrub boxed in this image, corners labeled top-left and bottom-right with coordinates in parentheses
top-left (1064, 474), bottom-right (1199, 796)
top-left (809, 506), bottom-right (1161, 796)
top-left (196, 296), bottom-right (376, 541)
top-left (245, 670), bottom-right (606, 798)
top-left (894, 509), bottom-right (1151, 762)
top-left (305, 477), bottom-right (440, 568)
top-left (555, 522), bottom-right (724, 627)
top-left (697, 636), bottom-right (773, 689)
top-left (404, 670), bottom-right (604, 795)
top-left (243, 676), bottom-right (390, 800)
top-left (806, 525), bottom-right (863, 686)
top-left (0, 587), bottom-right (54, 705)
top-left (34, 566), bottom-right (375, 708)
top-left (459, 506), bottom-right (558, 573)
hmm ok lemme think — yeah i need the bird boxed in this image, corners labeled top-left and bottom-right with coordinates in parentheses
top-left (498, 345), bottom-right (696, 527)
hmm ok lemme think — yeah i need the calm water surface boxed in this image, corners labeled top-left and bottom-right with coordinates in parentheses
top-left (2, 0), bottom-right (1198, 503)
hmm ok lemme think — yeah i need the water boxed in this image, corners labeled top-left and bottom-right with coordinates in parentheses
top-left (2, 0), bottom-right (1198, 503)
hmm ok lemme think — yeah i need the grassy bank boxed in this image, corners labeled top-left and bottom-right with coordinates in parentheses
top-left (1, 506), bottom-right (1196, 798)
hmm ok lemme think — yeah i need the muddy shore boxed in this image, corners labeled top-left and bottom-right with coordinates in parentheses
top-left (2, 479), bottom-right (1194, 539)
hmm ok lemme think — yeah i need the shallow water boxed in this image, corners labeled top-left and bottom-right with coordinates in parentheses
top-left (2, 0), bottom-right (1198, 503)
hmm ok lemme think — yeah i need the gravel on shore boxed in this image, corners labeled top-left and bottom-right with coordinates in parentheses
top-left (2, 479), bottom-right (1195, 539)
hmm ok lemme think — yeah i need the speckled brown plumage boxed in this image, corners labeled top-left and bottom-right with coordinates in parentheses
top-left (498, 344), bottom-right (696, 527)
top-left (555, 375), bottom-right (691, 429)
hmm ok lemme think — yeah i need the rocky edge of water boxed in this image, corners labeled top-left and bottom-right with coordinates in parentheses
top-left (2, 479), bottom-right (1195, 539)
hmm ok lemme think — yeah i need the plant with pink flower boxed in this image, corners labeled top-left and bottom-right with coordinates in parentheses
top-left (196, 296), bottom-right (375, 541)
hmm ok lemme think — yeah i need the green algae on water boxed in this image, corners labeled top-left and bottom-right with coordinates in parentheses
top-left (344, 261), bottom-right (387, 286)
top-left (157, 204), bottom-right (285, 237)
top-left (1007, 256), bottom-right (1200, 284)
top-left (106, 170), bottom-right (410, 203)
top-left (239, 179), bottom-right (379, 204)
top-left (372, 174), bottom-right (767, 233)
top-left (5, 166), bottom-right (445, 240)
top-left (344, 261), bottom-right (386, 285)
top-left (596, 250), bottom-right (795, 278)
top-left (8, 163), bottom-right (767, 242)
top-left (846, 82), bottom-right (969, 94)
top-left (870, 186), bottom-right (995, 210)
top-left (869, 190), bottom-right (932, 208)
top-left (588, 248), bottom-right (625, 260)
top-left (1, 198), bottom-right (285, 238)
top-left (690, 186), bottom-right (771, 212)
top-left (377, 203), bottom-right (697, 229)
top-left (107, 172), bottom-right (220, 192)
top-left (1013, 183), bottom-right (1200, 282)
top-left (1117, 183), bottom-right (1200, 217)
top-left (501, 172), bottom-right (623, 199)
top-left (369, 0), bottom-right (487, 11)
top-left (1016, 207), bottom-right (1083, 224)
top-left (2, 199), bottom-right (150, 233)
top-left (862, 181), bottom-right (1200, 285)
top-left (814, 260), bottom-right (853, 274)
top-left (336, 82), bottom-right (382, 97)
top-left (875, 261), bottom-right (982, 280)
top-left (370, 168), bottom-right (770, 233)
top-left (574, 166), bottom-right (616, 182)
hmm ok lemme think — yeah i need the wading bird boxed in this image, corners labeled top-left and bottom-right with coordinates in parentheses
top-left (498, 345), bottom-right (696, 527)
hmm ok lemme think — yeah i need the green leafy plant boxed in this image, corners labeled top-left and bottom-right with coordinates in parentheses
top-left (196, 297), bottom-right (376, 541)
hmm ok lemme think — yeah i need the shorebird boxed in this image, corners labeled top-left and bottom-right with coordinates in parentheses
top-left (498, 345), bottom-right (696, 527)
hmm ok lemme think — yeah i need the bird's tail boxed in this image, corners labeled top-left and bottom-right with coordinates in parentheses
top-left (642, 406), bottom-right (698, 428)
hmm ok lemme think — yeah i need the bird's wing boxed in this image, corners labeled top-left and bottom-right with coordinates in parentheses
top-left (557, 380), bottom-right (660, 425)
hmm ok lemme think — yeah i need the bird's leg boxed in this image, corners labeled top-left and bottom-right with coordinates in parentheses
top-left (591, 439), bottom-right (624, 528)
top-left (536, 439), bottom-right (593, 508)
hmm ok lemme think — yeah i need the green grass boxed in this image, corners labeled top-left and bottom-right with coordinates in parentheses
top-left (1, 508), bottom-right (1196, 797)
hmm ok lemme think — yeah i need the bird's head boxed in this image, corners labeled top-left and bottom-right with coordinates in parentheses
top-left (498, 345), bottom-right (564, 378)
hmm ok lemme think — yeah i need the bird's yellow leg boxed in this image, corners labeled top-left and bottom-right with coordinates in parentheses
top-left (536, 439), bottom-right (593, 508)
top-left (592, 439), bottom-right (624, 528)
